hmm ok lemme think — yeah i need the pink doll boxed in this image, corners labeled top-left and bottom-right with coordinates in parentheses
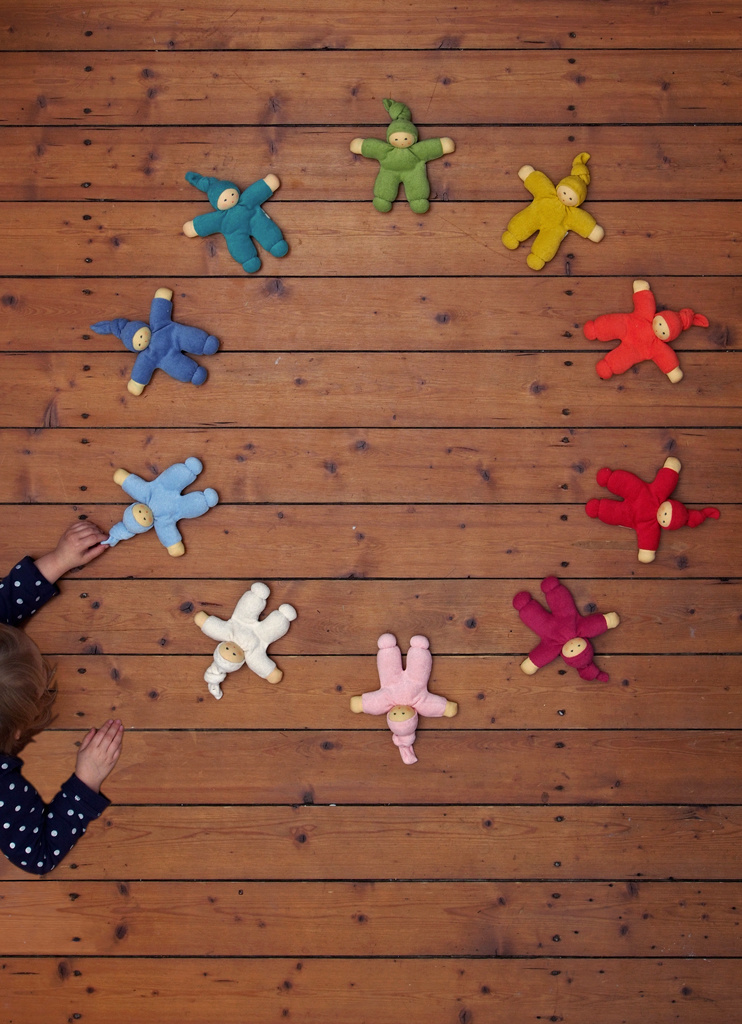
top-left (512, 576), bottom-right (620, 682)
top-left (350, 634), bottom-right (457, 764)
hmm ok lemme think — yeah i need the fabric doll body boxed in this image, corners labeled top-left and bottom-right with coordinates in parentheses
top-left (359, 136), bottom-right (446, 213)
top-left (196, 582), bottom-right (297, 699)
top-left (91, 289), bottom-right (219, 394)
top-left (104, 457), bottom-right (218, 555)
top-left (185, 173), bottom-right (288, 274)
top-left (584, 281), bottom-right (709, 382)
top-left (585, 459), bottom-right (720, 562)
top-left (502, 153), bottom-right (602, 271)
top-left (512, 577), bottom-right (617, 682)
top-left (352, 634), bottom-right (457, 764)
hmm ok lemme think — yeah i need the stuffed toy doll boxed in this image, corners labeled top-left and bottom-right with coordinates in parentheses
top-left (349, 99), bottom-right (455, 214)
top-left (585, 458), bottom-right (720, 563)
top-left (350, 634), bottom-right (458, 764)
top-left (103, 457), bottom-right (218, 557)
top-left (183, 172), bottom-right (289, 273)
top-left (513, 576), bottom-right (620, 682)
top-left (583, 279), bottom-right (709, 383)
top-left (502, 152), bottom-right (604, 270)
top-left (194, 582), bottom-right (297, 700)
top-left (91, 287), bottom-right (219, 395)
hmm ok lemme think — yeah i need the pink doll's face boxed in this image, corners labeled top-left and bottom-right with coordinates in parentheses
top-left (561, 637), bottom-right (587, 659)
top-left (388, 132), bottom-right (415, 149)
top-left (217, 188), bottom-right (240, 210)
top-left (652, 314), bottom-right (671, 340)
top-left (556, 185), bottom-right (580, 206)
top-left (218, 641), bottom-right (245, 663)
top-left (131, 326), bottom-right (151, 351)
top-left (657, 500), bottom-right (673, 528)
top-left (388, 704), bottom-right (415, 722)
top-left (131, 503), bottom-right (154, 528)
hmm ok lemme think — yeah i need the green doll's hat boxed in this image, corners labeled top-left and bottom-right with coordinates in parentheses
top-left (383, 98), bottom-right (418, 141)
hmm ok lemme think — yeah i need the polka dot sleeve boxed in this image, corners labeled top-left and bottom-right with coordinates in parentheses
top-left (0, 757), bottom-right (109, 875)
top-left (0, 556), bottom-right (59, 626)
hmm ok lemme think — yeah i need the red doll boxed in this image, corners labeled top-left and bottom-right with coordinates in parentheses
top-left (583, 279), bottom-right (709, 383)
top-left (513, 576), bottom-right (619, 682)
top-left (585, 457), bottom-right (720, 563)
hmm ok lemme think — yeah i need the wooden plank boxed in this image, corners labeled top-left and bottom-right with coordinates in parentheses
top-left (3, 503), bottom-right (740, 579)
top-left (0, 276), bottom-right (739, 353)
top-left (19, 729), bottom-right (742, 806)
top-left (2, 805), bottom-right (739, 881)
top-left (1, 52), bottom-right (741, 126)
top-left (20, 579), bottom-right (742, 656)
top-left (3, 0), bottom-right (741, 50)
top-left (3, 126), bottom-right (742, 202)
top-left (2, 956), bottom-right (737, 1024)
top-left (1, 201), bottom-right (740, 278)
top-left (1, 352), bottom-right (741, 429)
top-left (1, 428), bottom-right (738, 503)
top-left (43, 653), bottom-right (742, 731)
top-left (0, 880), bottom-right (739, 956)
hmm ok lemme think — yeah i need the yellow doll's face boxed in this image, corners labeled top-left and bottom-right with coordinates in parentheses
top-left (653, 315), bottom-right (671, 340)
top-left (132, 503), bottom-right (153, 527)
top-left (561, 637), bottom-right (587, 659)
top-left (132, 327), bottom-right (151, 351)
top-left (556, 185), bottom-right (580, 206)
top-left (217, 188), bottom-right (240, 210)
top-left (388, 132), bottom-right (415, 149)
top-left (657, 500), bottom-right (673, 527)
top-left (218, 641), bottom-right (245, 663)
top-left (388, 704), bottom-right (415, 722)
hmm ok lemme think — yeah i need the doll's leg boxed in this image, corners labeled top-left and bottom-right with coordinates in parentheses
top-left (175, 324), bottom-right (219, 357)
top-left (160, 349), bottom-right (209, 387)
top-left (403, 635), bottom-right (432, 687)
top-left (373, 169), bottom-right (402, 212)
top-left (513, 594), bottom-right (553, 637)
top-left (596, 342), bottom-right (639, 380)
top-left (583, 313), bottom-right (628, 344)
top-left (402, 164), bottom-right (431, 214)
top-left (226, 233), bottom-right (261, 274)
top-left (377, 633), bottom-right (403, 682)
top-left (177, 490), bottom-right (218, 521)
top-left (540, 577), bottom-right (578, 619)
top-left (502, 206), bottom-right (538, 250)
top-left (527, 226), bottom-right (565, 271)
top-left (156, 459), bottom-right (201, 493)
top-left (586, 496), bottom-right (630, 526)
top-left (599, 469), bottom-right (644, 502)
top-left (251, 211), bottom-right (289, 258)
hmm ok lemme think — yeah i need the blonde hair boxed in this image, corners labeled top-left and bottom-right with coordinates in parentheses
top-left (0, 623), bottom-right (57, 756)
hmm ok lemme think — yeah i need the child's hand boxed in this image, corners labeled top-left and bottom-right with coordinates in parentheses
top-left (35, 521), bottom-right (109, 583)
top-left (74, 719), bottom-right (124, 794)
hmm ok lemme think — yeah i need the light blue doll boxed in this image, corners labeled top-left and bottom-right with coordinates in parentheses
top-left (182, 171), bottom-right (289, 273)
top-left (104, 457), bottom-right (218, 557)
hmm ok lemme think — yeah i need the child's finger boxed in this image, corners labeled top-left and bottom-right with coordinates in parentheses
top-left (77, 727), bottom-right (97, 751)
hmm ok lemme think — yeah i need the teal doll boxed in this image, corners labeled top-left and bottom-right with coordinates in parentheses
top-left (182, 172), bottom-right (289, 273)
top-left (350, 99), bottom-right (455, 213)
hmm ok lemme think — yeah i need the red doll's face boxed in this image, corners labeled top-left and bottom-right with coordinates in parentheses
top-left (561, 637), bottom-right (587, 659)
top-left (657, 501), bottom-right (673, 528)
top-left (653, 314), bottom-right (671, 340)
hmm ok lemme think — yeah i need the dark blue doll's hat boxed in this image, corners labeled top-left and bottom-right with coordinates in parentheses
top-left (185, 171), bottom-right (241, 210)
top-left (90, 319), bottom-right (149, 355)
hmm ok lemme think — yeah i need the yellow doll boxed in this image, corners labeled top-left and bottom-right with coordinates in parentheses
top-left (502, 152), bottom-right (604, 271)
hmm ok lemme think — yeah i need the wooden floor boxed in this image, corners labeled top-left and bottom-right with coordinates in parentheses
top-left (1, 2), bottom-right (741, 1021)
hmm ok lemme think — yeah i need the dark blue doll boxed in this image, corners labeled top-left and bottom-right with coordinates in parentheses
top-left (91, 287), bottom-right (219, 396)
top-left (182, 172), bottom-right (289, 274)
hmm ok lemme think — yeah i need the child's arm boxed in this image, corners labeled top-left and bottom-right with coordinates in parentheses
top-left (0, 719), bottom-right (123, 876)
top-left (34, 521), bottom-right (108, 585)
top-left (0, 556), bottom-right (59, 625)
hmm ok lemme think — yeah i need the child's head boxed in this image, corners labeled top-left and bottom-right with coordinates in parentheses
top-left (0, 624), bottom-right (56, 756)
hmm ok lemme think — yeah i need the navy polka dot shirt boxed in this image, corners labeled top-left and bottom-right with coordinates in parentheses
top-left (0, 556), bottom-right (110, 875)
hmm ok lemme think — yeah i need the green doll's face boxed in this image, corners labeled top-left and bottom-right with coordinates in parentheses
top-left (557, 184), bottom-right (580, 206)
top-left (388, 132), bottom-right (416, 149)
top-left (217, 188), bottom-right (240, 210)
top-left (653, 315), bottom-right (671, 340)
top-left (132, 326), bottom-right (151, 351)
top-left (657, 501), bottom-right (673, 528)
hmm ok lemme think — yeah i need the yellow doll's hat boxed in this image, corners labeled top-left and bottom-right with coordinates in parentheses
top-left (557, 151), bottom-right (591, 204)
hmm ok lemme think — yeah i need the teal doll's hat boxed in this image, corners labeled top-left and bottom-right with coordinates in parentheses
top-left (383, 99), bottom-right (418, 141)
top-left (185, 171), bottom-right (241, 209)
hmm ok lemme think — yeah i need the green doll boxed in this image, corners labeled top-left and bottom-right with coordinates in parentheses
top-left (350, 99), bottom-right (455, 213)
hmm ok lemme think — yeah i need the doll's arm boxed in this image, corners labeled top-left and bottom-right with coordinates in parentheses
top-left (522, 169), bottom-right (554, 198)
top-left (360, 688), bottom-right (394, 716)
top-left (194, 612), bottom-right (233, 643)
top-left (130, 349), bottom-right (158, 388)
top-left (239, 178), bottom-right (273, 209)
top-left (245, 647), bottom-right (279, 681)
top-left (191, 210), bottom-right (225, 237)
top-left (360, 138), bottom-right (392, 161)
top-left (410, 138), bottom-right (446, 163)
top-left (566, 206), bottom-right (599, 239)
top-left (650, 460), bottom-right (681, 503)
top-left (413, 690), bottom-right (449, 718)
top-left (149, 292), bottom-right (173, 332)
top-left (632, 287), bottom-right (656, 320)
top-left (579, 611), bottom-right (615, 638)
top-left (116, 472), bottom-right (150, 504)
